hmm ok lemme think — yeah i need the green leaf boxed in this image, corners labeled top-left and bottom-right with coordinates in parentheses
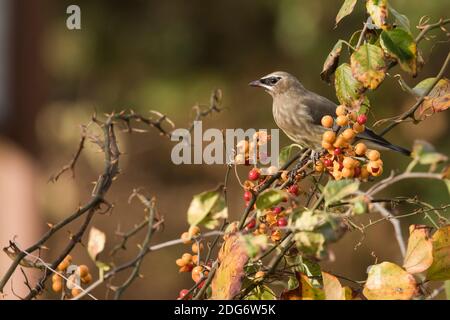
top-left (412, 140), bottom-right (448, 166)
top-left (287, 276), bottom-right (299, 290)
top-left (321, 40), bottom-right (344, 84)
top-left (323, 179), bottom-right (360, 207)
top-left (353, 197), bottom-right (368, 215)
top-left (294, 210), bottom-right (327, 231)
top-left (445, 280), bottom-right (450, 300)
top-left (278, 144), bottom-right (301, 167)
top-left (351, 43), bottom-right (387, 90)
top-left (363, 262), bottom-right (418, 300)
top-left (426, 225), bottom-right (450, 281)
top-left (187, 189), bottom-right (228, 229)
top-left (294, 232), bottom-right (326, 259)
top-left (445, 180), bottom-right (450, 197)
top-left (380, 28), bottom-right (417, 75)
top-left (335, 0), bottom-right (358, 26)
top-left (413, 78), bottom-right (438, 97)
top-left (240, 234), bottom-right (268, 259)
top-left (335, 63), bottom-right (365, 109)
top-left (366, 0), bottom-right (388, 28)
top-left (389, 6), bottom-right (410, 32)
top-left (244, 285), bottom-right (277, 300)
top-left (255, 189), bottom-right (287, 211)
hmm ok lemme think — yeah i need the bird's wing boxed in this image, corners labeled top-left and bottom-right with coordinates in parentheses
top-left (300, 91), bottom-right (337, 125)
top-left (356, 127), bottom-right (411, 156)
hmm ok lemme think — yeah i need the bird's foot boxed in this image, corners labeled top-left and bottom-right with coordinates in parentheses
top-left (310, 150), bottom-right (320, 164)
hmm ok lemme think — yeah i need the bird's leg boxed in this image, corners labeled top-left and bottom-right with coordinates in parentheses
top-left (288, 150), bottom-right (313, 182)
top-left (310, 150), bottom-right (320, 164)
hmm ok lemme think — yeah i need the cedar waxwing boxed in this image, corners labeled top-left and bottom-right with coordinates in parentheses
top-left (249, 71), bottom-right (410, 156)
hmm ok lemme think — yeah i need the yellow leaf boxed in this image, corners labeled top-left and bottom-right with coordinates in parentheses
top-left (210, 234), bottom-right (249, 299)
top-left (363, 262), bottom-right (418, 300)
top-left (403, 224), bottom-right (433, 274)
top-left (322, 272), bottom-right (346, 300)
top-left (427, 225), bottom-right (450, 281)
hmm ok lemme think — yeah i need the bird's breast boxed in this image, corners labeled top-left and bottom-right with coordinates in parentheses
top-left (272, 102), bottom-right (324, 149)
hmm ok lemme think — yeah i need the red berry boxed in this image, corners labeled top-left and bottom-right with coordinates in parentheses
top-left (324, 159), bottom-right (333, 167)
top-left (334, 148), bottom-right (342, 155)
top-left (246, 218), bottom-right (256, 229)
top-left (277, 217), bottom-right (288, 227)
top-left (179, 289), bottom-right (190, 299)
top-left (357, 114), bottom-right (367, 125)
top-left (273, 207), bottom-right (282, 214)
top-left (248, 168), bottom-right (260, 181)
top-left (288, 184), bottom-right (299, 196)
top-left (243, 191), bottom-right (252, 202)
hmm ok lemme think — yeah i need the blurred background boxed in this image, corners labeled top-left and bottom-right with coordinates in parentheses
top-left (0, 0), bottom-right (448, 299)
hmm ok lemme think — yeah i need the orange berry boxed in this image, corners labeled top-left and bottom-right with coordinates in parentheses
top-left (348, 112), bottom-right (358, 122)
top-left (353, 122), bottom-right (365, 133)
top-left (322, 131), bottom-right (336, 143)
top-left (192, 255), bottom-right (199, 265)
top-left (315, 162), bottom-right (324, 172)
top-left (81, 273), bottom-right (92, 285)
top-left (255, 271), bottom-right (265, 280)
top-left (342, 128), bottom-right (356, 141)
top-left (360, 166), bottom-right (370, 180)
top-left (181, 232), bottom-right (192, 245)
top-left (77, 265), bottom-right (89, 278)
top-left (336, 115), bottom-right (348, 127)
top-left (57, 260), bottom-right (69, 271)
top-left (271, 230), bottom-right (282, 242)
top-left (258, 223), bottom-right (267, 233)
top-left (354, 143), bottom-right (367, 156)
top-left (322, 141), bottom-right (333, 150)
top-left (367, 150), bottom-right (380, 161)
top-left (181, 253), bottom-right (193, 265)
top-left (343, 157), bottom-right (355, 169)
top-left (321, 115), bottom-right (334, 128)
top-left (333, 170), bottom-right (343, 180)
top-left (336, 105), bottom-right (347, 116)
top-left (368, 163), bottom-right (383, 177)
top-left (52, 280), bottom-right (62, 293)
top-left (191, 266), bottom-right (204, 283)
top-left (52, 273), bottom-right (62, 283)
top-left (333, 136), bottom-right (346, 148)
top-left (179, 264), bottom-right (193, 273)
top-left (71, 287), bottom-right (82, 297)
top-left (188, 226), bottom-right (201, 238)
top-left (191, 242), bottom-right (204, 254)
top-left (176, 258), bottom-right (186, 267)
top-left (342, 167), bottom-right (354, 178)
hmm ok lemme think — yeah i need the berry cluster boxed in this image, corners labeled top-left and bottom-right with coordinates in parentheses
top-left (176, 226), bottom-right (209, 299)
top-left (234, 131), bottom-right (271, 165)
top-left (318, 106), bottom-right (383, 180)
top-left (51, 255), bottom-right (93, 298)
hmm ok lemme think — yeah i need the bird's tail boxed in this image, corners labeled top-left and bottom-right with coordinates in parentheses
top-left (356, 128), bottom-right (411, 157)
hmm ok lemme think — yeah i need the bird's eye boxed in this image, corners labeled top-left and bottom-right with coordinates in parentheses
top-left (262, 77), bottom-right (280, 86)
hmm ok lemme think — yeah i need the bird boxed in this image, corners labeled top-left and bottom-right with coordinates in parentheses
top-left (249, 71), bottom-right (410, 156)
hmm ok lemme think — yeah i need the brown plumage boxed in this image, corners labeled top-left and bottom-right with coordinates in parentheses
top-left (249, 71), bottom-right (410, 156)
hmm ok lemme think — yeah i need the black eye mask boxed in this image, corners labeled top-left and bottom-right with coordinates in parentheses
top-left (261, 76), bottom-right (281, 86)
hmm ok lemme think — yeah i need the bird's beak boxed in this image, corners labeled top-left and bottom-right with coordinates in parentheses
top-left (249, 79), bottom-right (262, 87)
